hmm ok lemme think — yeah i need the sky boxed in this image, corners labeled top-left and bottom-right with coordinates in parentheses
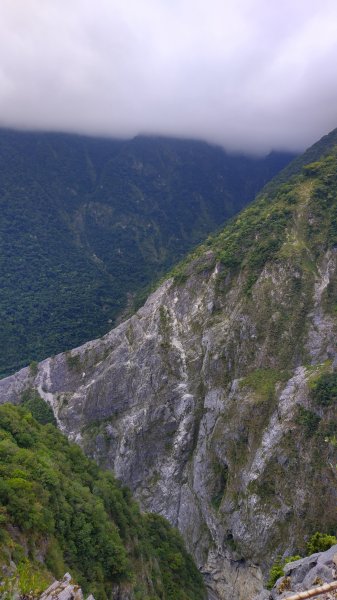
top-left (1, 0), bottom-right (337, 154)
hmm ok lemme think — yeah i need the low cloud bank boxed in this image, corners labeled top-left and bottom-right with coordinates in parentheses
top-left (1, 0), bottom-right (337, 153)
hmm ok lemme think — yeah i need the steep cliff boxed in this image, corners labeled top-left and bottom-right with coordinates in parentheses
top-left (0, 134), bottom-right (336, 599)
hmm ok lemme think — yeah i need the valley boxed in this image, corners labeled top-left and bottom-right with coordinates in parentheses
top-left (0, 129), bottom-right (294, 377)
top-left (1, 130), bottom-right (336, 599)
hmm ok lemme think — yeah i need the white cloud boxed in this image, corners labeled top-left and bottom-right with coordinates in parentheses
top-left (0, 0), bottom-right (337, 153)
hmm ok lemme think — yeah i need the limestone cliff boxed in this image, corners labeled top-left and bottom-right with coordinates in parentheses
top-left (1, 137), bottom-right (336, 600)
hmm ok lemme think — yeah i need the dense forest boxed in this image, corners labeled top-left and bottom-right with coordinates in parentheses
top-left (0, 129), bottom-right (294, 376)
top-left (0, 402), bottom-right (206, 600)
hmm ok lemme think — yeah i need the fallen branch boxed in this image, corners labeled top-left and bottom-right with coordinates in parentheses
top-left (285, 580), bottom-right (337, 600)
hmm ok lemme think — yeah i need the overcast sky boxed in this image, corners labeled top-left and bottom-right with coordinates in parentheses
top-left (1, 0), bottom-right (337, 154)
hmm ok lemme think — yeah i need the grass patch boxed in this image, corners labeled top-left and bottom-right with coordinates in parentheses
top-left (240, 368), bottom-right (289, 402)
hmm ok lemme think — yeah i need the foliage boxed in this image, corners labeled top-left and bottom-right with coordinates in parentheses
top-left (0, 554), bottom-right (52, 600)
top-left (267, 530), bottom-right (337, 589)
top-left (170, 189), bottom-right (292, 289)
top-left (29, 361), bottom-right (39, 376)
top-left (65, 352), bottom-right (83, 372)
top-left (170, 144), bottom-right (337, 310)
top-left (211, 461), bottom-right (229, 510)
top-left (311, 372), bottom-right (337, 407)
top-left (262, 127), bottom-right (337, 193)
top-left (0, 404), bottom-right (205, 600)
top-left (302, 161), bottom-right (323, 177)
top-left (143, 514), bottom-right (205, 600)
top-left (17, 559), bottom-right (51, 598)
top-left (295, 406), bottom-right (321, 437)
top-left (21, 388), bottom-right (56, 425)
top-left (306, 532), bottom-right (337, 555)
top-left (0, 130), bottom-right (294, 378)
top-left (240, 369), bottom-right (289, 402)
top-left (267, 556), bottom-right (301, 589)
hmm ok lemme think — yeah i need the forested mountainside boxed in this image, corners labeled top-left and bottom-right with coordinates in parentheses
top-left (1, 129), bottom-right (336, 600)
top-left (0, 403), bottom-right (205, 600)
top-left (263, 127), bottom-right (337, 191)
top-left (0, 128), bottom-right (294, 377)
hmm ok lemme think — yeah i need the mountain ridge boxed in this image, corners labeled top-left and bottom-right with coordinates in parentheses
top-left (0, 128), bottom-right (294, 377)
top-left (0, 131), bottom-right (336, 599)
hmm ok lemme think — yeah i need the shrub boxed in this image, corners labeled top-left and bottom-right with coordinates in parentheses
top-left (306, 532), bottom-right (337, 555)
top-left (295, 406), bottom-right (321, 437)
top-left (267, 556), bottom-right (301, 589)
top-left (311, 372), bottom-right (337, 406)
top-left (21, 388), bottom-right (56, 426)
top-left (267, 530), bottom-right (337, 590)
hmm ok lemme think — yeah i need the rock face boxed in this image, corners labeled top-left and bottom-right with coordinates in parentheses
top-left (1, 143), bottom-right (337, 600)
top-left (39, 573), bottom-right (91, 600)
top-left (255, 544), bottom-right (337, 599)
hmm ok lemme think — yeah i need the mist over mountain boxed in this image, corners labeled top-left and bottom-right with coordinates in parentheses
top-left (1, 3), bottom-right (337, 600)
top-left (2, 1), bottom-right (337, 153)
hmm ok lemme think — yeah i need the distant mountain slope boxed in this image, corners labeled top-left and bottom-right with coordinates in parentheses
top-left (0, 129), bottom-right (335, 599)
top-left (0, 128), bottom-right (295, 376)
top-left (264, 126), bottom-right (337, 191)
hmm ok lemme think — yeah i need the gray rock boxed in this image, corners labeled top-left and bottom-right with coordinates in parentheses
top-left (39, 574), bottom-right (92, 600)
top-left (254, 593), bottom-right (271, 600)
top-left (257, 545), bottom-right (337, 600)
top-left (1, 241), bottom-right (337, 600)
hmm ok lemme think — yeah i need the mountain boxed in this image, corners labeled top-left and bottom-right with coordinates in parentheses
top-left (1, 130), bottom-right (336, 599)
top-left (0, 403), bottom-right (205, 600)
top-left (0, 128), bottom-right (295, 377)
top-left (263, 126), bottom-right (337, 191)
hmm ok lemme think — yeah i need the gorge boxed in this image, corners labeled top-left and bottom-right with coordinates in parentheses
top-left (1, 129), bottom-right (336, 598)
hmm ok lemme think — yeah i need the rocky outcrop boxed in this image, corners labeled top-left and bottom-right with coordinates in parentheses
top-left (39, 573), bottom-right (93, 600)
top-left (1, 155), bottom-right (337, 599)
top-left (255, 544), bottom-right (337, 600)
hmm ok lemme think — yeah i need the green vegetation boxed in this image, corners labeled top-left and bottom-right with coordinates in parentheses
top-left (169, 181), bottom-right (296, 287)
top-left (295, 406), bottom-right (321, 438)
top-left (262, 127), bottom-right (337, 193)
top-left (159, 306), bottom-right (172, 350)
top-left (306, 532), bottom-right (337, 555)
top-left (170, 146), bottom-right (337, 299)
top-left (311, 372), bottom-right (337, 406)
top-left (293, 367), bottom-right (337, 441)
top-left (65, 351), bottom-right (83, 373)
top-left (29, 361), bottom-right (39, 376)
top-left (211, 461), bottom-right (228, 510)
top-left (0, 129), bottom-right (294, 377)
top-left (21, 388), bottom-right (56, 425)
top-left (240, 369), bottom-right (289, 402)
top-left (267, 555), bottom-right (302, 589)
top-left (0, 404), bottom-right (205, 600)
top-left (267, 531), bottom-right (337, 589)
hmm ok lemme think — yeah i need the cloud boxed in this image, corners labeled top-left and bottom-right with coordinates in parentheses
top-left (1, 0), bottom-right (337, 153)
